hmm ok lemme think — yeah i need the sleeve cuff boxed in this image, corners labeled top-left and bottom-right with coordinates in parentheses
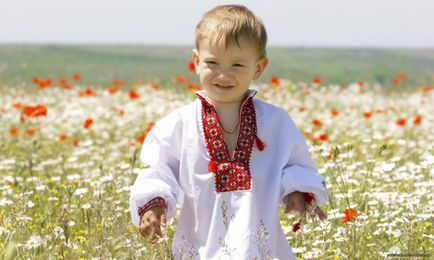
top-left (137, 197), bottom-right (167, 217)
top-left (280, 165), bottom-right (328, 206)
top-left (130, 188), bottom-right (177, 227)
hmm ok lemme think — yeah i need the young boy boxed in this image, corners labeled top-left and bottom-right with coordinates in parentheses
top-left (130, 5), bottom-right (327, 259)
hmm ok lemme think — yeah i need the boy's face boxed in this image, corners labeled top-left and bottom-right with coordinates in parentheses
top-left (192, 37), bottom-right (268, 105)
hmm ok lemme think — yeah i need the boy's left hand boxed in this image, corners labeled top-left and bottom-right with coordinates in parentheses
top-left (284, 191), bottom-right (327, 221)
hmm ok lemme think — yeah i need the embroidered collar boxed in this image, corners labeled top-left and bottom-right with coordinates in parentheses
top-left (195, 89), bottom-right (265, 193)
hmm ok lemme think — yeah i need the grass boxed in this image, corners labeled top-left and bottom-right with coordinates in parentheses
top-left (0, 77), bottom-right (433, 258)
top-left (1, 44), bottom-right (434, 88)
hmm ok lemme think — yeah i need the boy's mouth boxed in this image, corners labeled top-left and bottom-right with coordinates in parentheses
top-left (214, 83), bottom-right (234, 89)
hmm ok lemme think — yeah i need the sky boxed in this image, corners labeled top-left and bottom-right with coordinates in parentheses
top-left (1, 0), bottom-right (433, 48)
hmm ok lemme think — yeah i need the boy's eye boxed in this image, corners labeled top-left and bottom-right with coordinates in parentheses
top-left (233, 63), bottom-right (244, 67)
top-left (205, 61), bottom-right (218, 65)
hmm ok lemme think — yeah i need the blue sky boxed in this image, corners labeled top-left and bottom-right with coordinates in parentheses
top-left (1, 0), bottom-right (433, 47)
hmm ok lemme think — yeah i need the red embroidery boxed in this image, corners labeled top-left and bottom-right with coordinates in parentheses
top-left (197, 92), bottom-right (263, 193)
top-left (138, 197), bottom-right (167, 217)
top-left (303, 192), bottom-right (315, 204)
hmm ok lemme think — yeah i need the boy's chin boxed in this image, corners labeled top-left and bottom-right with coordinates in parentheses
top-left (208, 95), bottom-right (246, 105)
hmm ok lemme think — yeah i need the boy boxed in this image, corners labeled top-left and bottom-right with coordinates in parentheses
top-left (130, 5), bottom-right (327, 259)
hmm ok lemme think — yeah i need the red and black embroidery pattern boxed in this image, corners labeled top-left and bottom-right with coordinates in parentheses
top-left (197, 92), bottom-right (263, 193)
top-left (138, 197), bottom-right (167, 217)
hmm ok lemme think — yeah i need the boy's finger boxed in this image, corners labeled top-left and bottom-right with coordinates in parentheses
top-left (142, 225), bottom-right (154, 240)
top-left (284, 196), bottom-right (292, 213)
top-left (160, 213), bottom-right (167, 227)
top-left (315, 206), bottom-right (327, 221)
top-left (154, 223), bottom-right (163, 238)
top-left (139, 222), bottom-right (151, 238)
top-left (295, 200), bottom-right (307, 218)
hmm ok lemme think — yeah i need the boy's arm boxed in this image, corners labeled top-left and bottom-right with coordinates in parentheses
top-left (129, 112), bottom-right (182, 227)
top-left (280, 119), bottom-right (327, 206)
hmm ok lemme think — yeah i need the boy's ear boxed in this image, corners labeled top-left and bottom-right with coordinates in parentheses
top-left (253, 57), bottom-right (268, 80)
top-left (192, 49), bottom-right (200, 74)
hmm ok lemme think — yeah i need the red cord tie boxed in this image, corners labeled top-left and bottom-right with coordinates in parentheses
top-left (255, 135), bottom-right (266, 151)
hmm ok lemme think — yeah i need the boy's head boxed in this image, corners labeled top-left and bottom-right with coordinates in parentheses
top-left (193, 5), bottom-right (269, 105)
top-left (195, 5), bottom-right (267, 59)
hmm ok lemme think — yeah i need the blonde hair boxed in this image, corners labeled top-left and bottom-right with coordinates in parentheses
top-left (195, 5), bottom-right (267, 58)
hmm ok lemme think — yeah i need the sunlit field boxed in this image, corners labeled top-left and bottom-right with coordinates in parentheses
top-left (0, 72), bottom-right (433, 259)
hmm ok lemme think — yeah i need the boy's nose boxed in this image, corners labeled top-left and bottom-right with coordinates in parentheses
top-left (217, 67), bottom-right (231, 78)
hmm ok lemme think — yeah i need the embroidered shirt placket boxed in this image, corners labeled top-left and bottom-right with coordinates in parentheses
top-left (197, 91), bottom-right (260, 193)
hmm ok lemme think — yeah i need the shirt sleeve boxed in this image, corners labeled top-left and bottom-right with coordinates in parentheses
top-left (129, 110), bottom-right (182, 227)
top-left (279, 115), bottom-right (328, 206)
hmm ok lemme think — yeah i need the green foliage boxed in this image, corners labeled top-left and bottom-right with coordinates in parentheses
top-left (1, 45), bottom-right (433, 89)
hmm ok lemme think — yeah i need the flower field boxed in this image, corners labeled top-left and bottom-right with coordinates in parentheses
top-left (0, 76), bottom-right (433, 259)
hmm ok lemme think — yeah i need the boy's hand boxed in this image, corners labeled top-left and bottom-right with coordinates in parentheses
top-left (139, 205), bottom-right (167, 243)
top-left (284, 191), bottom-right (327, 221)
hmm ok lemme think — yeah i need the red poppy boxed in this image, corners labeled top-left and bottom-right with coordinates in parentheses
top-left (357, 81), bottom-right (365, 87)
top-left (292, 221), bottom-right (301, 232)
top-left (187, 61), bottom-right (195, 72)
top-left (22, 104), bottom-right (48, 117)
top-left (9, 128), bottom-right (19, 135)
top-left (79, 88), bottom-right (96, 97)
top-left (64, 84), bottom-right (73, 90)
top-left (33, 76), bottom-right (41, 85)
top-left (318, 133), bottom-right (328, 142)
top-left (270, 76), bottom-right (280, 86)
top-left (72, 73), bottom-right (81, 81)
top-left (33, 77), bottom-right (52, 89)
top-left (312, 119), bottom-right (322, 128)
top-left (59, 134), bottom-right (68, 141)
top-left (150, 82), bottom-right (161, 91)
top-left (327, 150), bottom-right (333, 160)
top-left (341, 208), bottom-right (362, 223)
top-left (312, 76), bottom-right (322, 85)
top-left (422, 86), bottom-right (434, 95)
top-left (129, 90), bottom-right (140, 100)
top-left (413, 116), bottom-right (422, 125)
top-left (72, 139), bottom-right (80, 147)
top-left (397, 71), bottom-right (407, 79)
top-left (58, 76), bottom-right (67, 87)
top-left (396, 118), bottom-right (406, 126)
top-left (175, 75), bottom-right (188, 84)
top-left (331, 109), bottom-right (339, 117)
top-left (115, 108), bottom-right (125, 116)
top-left (42, 79), bottom-right (52, 89)
top-left (145, 122), bottom-right (155, 132)
top-left (392, 71), bottom-right (407, 86)
top-left (25, 128), bottom-right (36, 136)
top-left (107, 86), bottom-right (118, 94)
top-left (363, 112), bottom-right (372, 119)
top-left (137, 134), bottom-right (146, 143)
top-left (304, 131), bottom-right (313, 141)
top-left (7, 180), bottom-right (14, 187)
top-left (187, 84), bottom-right (202, 92)
top-left (113, 80), bottom-right (125, 88)
top-left (84, 118), bottom-right (94, 129)
top-left (13, 102), bottom-right (21, 110)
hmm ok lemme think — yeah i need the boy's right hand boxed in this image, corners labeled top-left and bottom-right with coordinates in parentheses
top-left (139, 205), bottom-right (167, 243)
